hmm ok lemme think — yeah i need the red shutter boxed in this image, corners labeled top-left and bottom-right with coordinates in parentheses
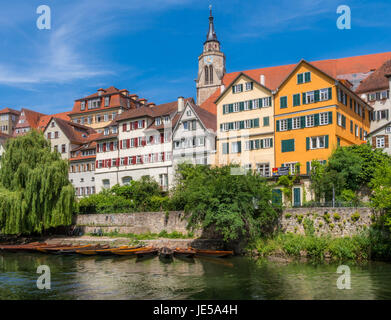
top-left (140, 155), bottom-right (144, 164)
top-left (160, 133), bottom-right (164, 143)
top-left (116, 158), bottom-right (120, 166)
top-left (132, 156), bottom-right (136, 164)
top-left (127, 139), bottom-right (130, 148)
top-left (124, 157), bottom-right (128, 165)
top-left (135, 138), bottom-right (138, 147)
top-left (162, 152), bottom-right (165, 161)
top-left (142, 120), bottom-right (145, 128)
top-left (149, 154), bottom-right (152, 162)
top-left (103, 143), bottom-right (106, 152)
top-left (122, 123), bottom-right (126, 132)
top-left (96, 160), bottom-right (99, 168)
top-left (120, 140), bottom-right (122, 149)
top-left (110, 142), bottom-right (113, 151)
top-left (135, 121), bottom-right (138, 129)
top-left (149, 136), bottom-right (154, 144)
top-left (142, 137), bottom-right (146, 146)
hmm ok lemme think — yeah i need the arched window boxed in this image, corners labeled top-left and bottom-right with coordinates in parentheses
top-left (122, 176), bottom-right (132, 186)
top-left (209, 65), bottom-right (213, 84)
top-left (204, 66), bottom-right (209, 84)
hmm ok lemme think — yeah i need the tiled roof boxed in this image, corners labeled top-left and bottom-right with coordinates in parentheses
top-left (15, 108), bottom-right (46, 130)
top-left (51, 118), bottom-right (97, 145)
top-left (94, 132), bottom-right (118, 141)
top-left (38, 111), bottom-right (71, 130)
top-left (77, 86), bottom-right (120, 100)
top-left (356, 60), bottom-right (391, 93)
top-left (200, 51), bottom-right (391, 114)
top-left (69, 155), bottom-right (96, 162)
top-left (0, 108), bottom-right (20, 115)
top-left (192, 104), bottom-right (217, 132)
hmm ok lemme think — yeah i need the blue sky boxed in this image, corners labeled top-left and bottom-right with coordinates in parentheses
top-left (0, 0), bottom-right (390, 114)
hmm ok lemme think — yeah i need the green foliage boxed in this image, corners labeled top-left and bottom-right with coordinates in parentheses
top-left (0, 130), bottom-right (75, 235)
top-left (323, 212), bottom-right (331, 224)
top-left (171, 163), bottom-right (278, 242)
top-left (89, 230), bottom-right (193, 240)
top-left (303, 218), bottom-right (315, 236)
top-left (77, 176), bottom-right (170, 214)
top-left (285, 213), bottom-right (292, 219)
top-left (295, 214), bottom-right (303, 224)
top-left (351, 212), bottom-right (360, 222)
top-left (333, 213), bottom-right (341, 221)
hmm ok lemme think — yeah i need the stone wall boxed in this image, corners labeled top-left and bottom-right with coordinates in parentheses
top-left (74, 211), bottom-right (199, 236)
top-left (280, 207), bottom-right (376, 237)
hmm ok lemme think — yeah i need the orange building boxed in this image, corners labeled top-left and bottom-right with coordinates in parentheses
top-left (274, 60), bottom-right (372, 175)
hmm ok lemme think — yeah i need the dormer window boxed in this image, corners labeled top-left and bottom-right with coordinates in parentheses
top-left (232, 84), bottom-right (243, 94)
top-left (81, 101), bottom-right (86, 110)
top-left (104, 128), bottom-right (109, 135)
top-left (164, 116), bottom-right (170, 123)
top-left (88, 99), bottom-right (101, 110)
top-left (186, 110), bottom-right (192, 116)
top-left (297, 72), bottom-right (311, 84)
top-left (112, 126), bottom-right (118, 134)
top-left (51, 121), bottom-right (55, 128)
top-left (245, 82), bottom-right (253, 91)
top-left (104, 97), bottom-right (110, 107)
top-left (155, 117), bottom-right (161, 126)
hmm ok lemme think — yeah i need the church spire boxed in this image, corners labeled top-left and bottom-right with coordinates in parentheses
top-left (205, 5), bottom-right (218, 43)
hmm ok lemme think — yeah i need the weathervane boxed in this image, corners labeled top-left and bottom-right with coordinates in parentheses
top-left (209, 4), bottom-right (212, 16)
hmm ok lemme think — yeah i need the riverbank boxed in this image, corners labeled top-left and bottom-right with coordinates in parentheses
top-left (248, 231), bottom-right (391, 262)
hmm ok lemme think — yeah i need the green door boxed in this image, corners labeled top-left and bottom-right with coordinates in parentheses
top-left (272, 189), bottom-right (282, 205)
top-left (293, 188), bottom-right (301, 207)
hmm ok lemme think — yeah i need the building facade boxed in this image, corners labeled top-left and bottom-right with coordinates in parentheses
top-left (69, 86), bottom-right (144, 133)
top-left (274, 60), bottom-right (372, 175)
top-left (0, 108), bottom-right (20, 135)
top-left (172, 99), bottom-right (216, 166)
top-left (215, 73), bottom-right (275, 176)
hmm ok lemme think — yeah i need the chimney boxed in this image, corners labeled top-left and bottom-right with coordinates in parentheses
top-left (220, 84), bottom-right (225, 93)
top-left (98, 88), bottom-right (105, 96)
top-left (260, 75), bottom-right (265, 86)
top-left (178, 96), bottom-right (184, 112)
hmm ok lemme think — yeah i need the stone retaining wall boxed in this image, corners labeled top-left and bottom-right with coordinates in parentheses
top-left (280, 207), bottom-right (375, 237)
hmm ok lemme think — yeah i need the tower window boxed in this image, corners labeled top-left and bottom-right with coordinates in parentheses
top-left (204, 66), bottom-right (209, 84)
top-left (209, 65), bottom-right (213, 84)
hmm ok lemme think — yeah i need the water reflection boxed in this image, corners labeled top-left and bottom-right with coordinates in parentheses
top-left (1, 252), bottom-right (391, 300)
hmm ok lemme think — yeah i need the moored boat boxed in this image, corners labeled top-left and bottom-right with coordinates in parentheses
top-left (111, 247), bottom-right (151, 256)
top-left (134, 248), bottom-right (158, 259)
top-left (190, 248), bottom-right (234, 258)
top-left (159, 247), bottom-right (173, 261)
top-left (37, 244), bottom-right (92, 254)
top-left (173, 248), bottom-right (196, 258)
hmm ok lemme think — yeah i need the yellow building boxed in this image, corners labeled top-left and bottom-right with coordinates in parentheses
top-left (274, 60), bottom-right (373, 175)
top-left (215, 73), bottom-right (275, 176)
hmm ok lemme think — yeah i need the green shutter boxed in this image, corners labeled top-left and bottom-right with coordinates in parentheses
top-left (300, 116), bottom-right (306, 128)
top-left (280, 96), bottom-right (287, 108)
top-left (250, 140), bottom-right (254, 150)
top-left (314, 113), bottom-right (319, 126)
top-left (328, 111), bottom-right (333, 124)
top-left (254, 118), bottom-right (260, 127)
top-left (259, 98), bottom-right (263, 108)
top-left (305, 72), bottom-right (311, 82)
top-left (239, 101), bottom-right (244, 111)
top-left (260, 139), bottom-right (264, 149)
top-left (306, 161), bottom-right (310, 175)
top-left (263, 116), bottom-right (269, 126)
top-left (293, 94), bottom-right (300, 107)
top-left (306, 137), bottom-right (310, 150)
top-left (276, 120), bottom-right (280, 132)
top-left (342, 115), bottom-right (346, 129)
top-left (302, 93), bottom-right (307, 104)
top-left (229, 104), bottom-right (233, 113)
top-left (220, 124), bottom-right (223, 130)
top-left (282, 139), bottom-right (295, 153)
top-left (255, 140), bottom-right (260, 149)
top-left (287, 118), bottom-right (292, 130)
top-left (240, 121), bottom-right (244, 129)
top-left (238, 141), bottom-right (241, 153)
top-left (223, 105), bottom-right (226, 114)
top-left (232, 87), bottom-right (235, 94)
top-left (325, 135), bottom-right (329, 148)
top-left (328, 87), bottom-right (332, 100)
top-left (297, 73), bottom-right (303, 84)
top-left (314, 90), bottom-right (320, 102)
top-left (249, 100), bottom-right (253, 109)
top-left (270, 138), bottom-right (273, 147)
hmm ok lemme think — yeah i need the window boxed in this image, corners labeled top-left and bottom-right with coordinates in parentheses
top-left (305, 91), bottom-right (315, 104)
top-left (245, 82), bottom-right (253, 91)
top-left (233, 102), bottom-right (239, 113)
top-left (282, 162), bottom-right (299, 175)
top-left (155, 117), bottom-right (161, 126)
top-left (293, 94), bottom-right (300, 106)
top-left (309, 136), bottom-right (326, 149)
top-left (319, 112), bottom-right (329, 125)
top-left (320, 88), bottom-right (330, 101)
top-left (337, 113), bottom-right (342, 126)
top-left (256, 163), bottom-right (270, 177)
top-left (263, 116), bottom-right (269, 126)
top-left (122, 176), bottom-right (132, 185)
top-left (198, 136), bottom-right (205, 146)
top-left (376, 136), bottom-right (385, 148)
top-left (183, 121), bottom-right (188, 131)
top-left (80, 101), bottom-right (85, 110)
top-left (306, 115), bottom-right (314, 127)
top-left (355, 124), bottom-right (359, 137)
top-left (104, 128), bottom-right (109, 135)
top-left (281, 139), bottom-right (295, 152)
top-left (186, 110), bottom-right (192, 116)
top-left (159, 174), bottom-right (169, 189)
top-left (292, 117), bottom-right (301, 129)
top-left (232, 84), bottom-right (243, 93)
top-left (61, 144), bottom-right (66, 153)
top-left (280, 96), bottom-right (287, 108)
top-left (377, 109), bottom-right (389, 121)
top-left (102, 179), bottom-right (110, 189)
top-left (231, 141), bottom-right (241, 153)
top-left (280, 119), bottom-right (288, 131)
top-left (104, 97), bottom-right (110, 107)
top-left (297, 72), bottom-right (311, 84)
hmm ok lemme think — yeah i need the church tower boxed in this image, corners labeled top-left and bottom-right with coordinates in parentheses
top-left (196, 7), bottom-right (226, 106)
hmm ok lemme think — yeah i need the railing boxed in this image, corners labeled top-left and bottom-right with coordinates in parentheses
top-left (296, 201), bottom-right (369, 208)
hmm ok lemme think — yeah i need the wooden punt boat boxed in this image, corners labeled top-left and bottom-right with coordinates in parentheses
top-left (111, 247), bottom-right (151, 256)
top-left (36, 244), bottom-right (92, 254)
top-left (94, 245), bottom-right (142, 256)
top-left (0, 242), bottom-right (63, 252)
top-left (75, 245), bottom-right (110, 255)
top-left (134, 248), bottom-right (158, 259)
top-left (190, 248), bottom-right (234, 258)
top-left (159, 247), bottom-right (173, 261)
top-left (173, 248), bottom-right (196, 258)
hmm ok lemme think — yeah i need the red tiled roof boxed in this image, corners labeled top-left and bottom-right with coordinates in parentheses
top-left (38, 111), bottom-right (71, 130)
top-left (200, 51), bottom-right (391, 114)
top-left (69, 155), bottom-right (96, 162)
top-left (15, 108), bottom-right (46, 130)
top-left (48, 117), bottom-right (97, 145)
top-left (0, 108), bottom-right (20, 115)
top-left (192, 104), bottom-right (217, 132)
top-left (356, 59), bottom-right (391, 93)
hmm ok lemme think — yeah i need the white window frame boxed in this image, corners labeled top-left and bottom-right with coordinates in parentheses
top-left (319, 112), bottom-right (329, 125)
top-left (306, 115), bottom-right (314, 127)
top-left (376, 136), bottom-right (385, 148)
top-left (292, 117), bottom-right (301, 130)
top-left (280, 119), bottom-right (288, 131)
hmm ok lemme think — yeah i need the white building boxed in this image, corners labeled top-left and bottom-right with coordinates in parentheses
top-left (172, 99), bottom-right (216, 166)
top-left (94, 98), bottom-right (194, 192)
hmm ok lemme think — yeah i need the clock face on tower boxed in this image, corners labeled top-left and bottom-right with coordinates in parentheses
top-left (204, 55), bottom-right (213, 65)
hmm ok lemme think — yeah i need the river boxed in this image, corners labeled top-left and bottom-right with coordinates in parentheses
top-left (1, 252), bottom-right (391, 299)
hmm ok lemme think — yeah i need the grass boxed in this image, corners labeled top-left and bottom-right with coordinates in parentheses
top-left (251, 232), bottom-right (377, 261)
top-left (88, 230), bottom-right (195, 240)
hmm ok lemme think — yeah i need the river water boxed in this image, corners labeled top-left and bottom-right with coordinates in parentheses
top-left (1, 252), bottom-right (391, 300)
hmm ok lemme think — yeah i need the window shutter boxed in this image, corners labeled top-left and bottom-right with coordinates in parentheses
top-left (238, 141), bottom-right (242, 153)
top-left (239, 102), bottom-right (244, 111)
top-left (328, 111), bottom-right (333, 124)
top-left (229, 104), bottom-right (233, 113)
top-left (287, 118), bottom-right (292, 130)
top-left (342, 115), bottom-right (346, 129)
top-left (386, 135), bottom-right (389, 148)
top-left (328, 87), bottom-right (332, 100)
top-left (300, 116), bottom-right (306, 128)
top-left (220, 124), bottom-right (223, 130)
top-left (306, 137), bottom-right (310, 150)
top-left (96, 160), bottom-right (99, 168)
top-left (122, 123), bottom-right (127, 132)
top-left (306, 161), bottom-right (310, 175)
top-left (314, 90), bottom-right (320, 102)
top-left (250, 140), bottom-right (254, 150)
top-left (276, 120), bottom-right (280, 132)
top-left (259, 98), bottom-right (263, 108)
top-left (270, 138), bottom-right (273, 147)
top-left (260, 139), bottom-right (264, 149)
top-left (255, 140), bottom-right (260, 149)
top-left (314, 114), bottom-right (319, 126)
top-left (302, 93), bottom-right (307, 104)
top-left (126, 139), bottom-right (130, 148)
top-left (254, 118), bottom-right (260, 127)
top-left (372, 136), bottom-right (376, 148)
top-left (223, 105), bottom-right (226, 114)
top-left (142, 120), bottom-right (145, 128)
top-left (305, 72), bottom-right (311, 82)
top-left (232, 86), bottom-right (235, 94)
top-left (249, 100), bottom-right (253, 109)
top-left (325, 135), bottom-right (329, 148)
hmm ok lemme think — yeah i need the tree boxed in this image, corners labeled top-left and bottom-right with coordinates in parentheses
top-left (171, 163), bottom-right (278, 242)
top-left (0, 130), bottom-right (75, 235)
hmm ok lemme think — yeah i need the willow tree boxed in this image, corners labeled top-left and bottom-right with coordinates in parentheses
top-left (0, 130), bottom-right (75, 235)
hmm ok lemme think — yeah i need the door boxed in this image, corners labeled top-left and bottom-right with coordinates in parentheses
top-left (272, 189), bottom-right (283, 205)
top-left (293, 187), bottom-right (301, 207)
